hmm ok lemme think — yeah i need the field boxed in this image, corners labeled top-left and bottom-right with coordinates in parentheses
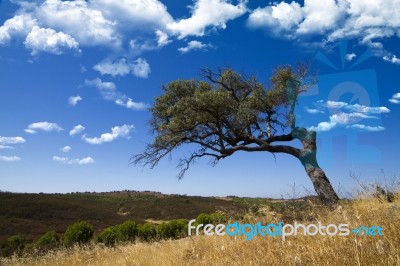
top-left (1, 191), bottom-right (399, 265)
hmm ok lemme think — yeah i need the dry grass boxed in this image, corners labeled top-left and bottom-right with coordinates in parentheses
top-left (2, 196), bottom-right (399, 266)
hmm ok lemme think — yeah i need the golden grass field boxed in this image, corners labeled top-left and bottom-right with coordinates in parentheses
top-left (2, 194), bottom-right (399, 266)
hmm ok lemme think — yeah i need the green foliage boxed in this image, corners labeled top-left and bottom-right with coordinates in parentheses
top-left (137, 223), bottom-right (158, 242)
top-left (115, 220), bottom-right (138, 242)
top-left (35, 230), bottom-right (60, 251)
top-left (96, 220), bottom-right (138, 246)
top-left (63, 221), bottom-right (94, 246)
top-left (1, 235), bottom-right (26, 257)
top-left (157, 219), bottom-right (188, 239)
top-left (196, 212), bottom-right (226, 225)
top-left (96, 226), bottom-right (118, 246)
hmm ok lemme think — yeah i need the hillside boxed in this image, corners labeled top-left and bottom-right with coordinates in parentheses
top-left (0, 190), bottom-right (270, 243)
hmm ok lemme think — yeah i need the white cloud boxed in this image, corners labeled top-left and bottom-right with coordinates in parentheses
top-left (53, 156), bottom-right (95, 165)
top-left (84, 78), bottom-right (148, 110)
top-left (389, 92), bottom-right (400, 104)
top-left (0, 145), bottom-right (14, 150)
top-left (35, 0), bottom-right (119, 47)
top-left (178, 40), bottom-right (213, 53)
top-left (347, 124), bottom-right (385, 132)
top-left (309, 121), bottom-right (337, 132)
top-left (24, 26), bottom-right (80, 55)
top-left (167, 0), bottom-right (247, 39)
top-left (345, 53), bottom-right (356, 61)
top-left (383, 55), bottom-right (400, 65)
top-left (304, 107), bottom-right (324, 114)
top-left (92, 0), bottom-right (173, 31)
top-left (82, 124), bottom-right (134, 144)
top-left (0, 155), bottom-right (21, 162)
top-left (0, 14), bottom-right (37, 44)
top-left (84, 78), bottom-right (118, 101)
top-left (155, 30), bottom-right (171, 47)
top-left (325, 101), bottom-right (390, 114)
top-left (68, 95), bottom-right (82, 106)
top-left (93, 58), bottom-right (150, 78)
top-left (25, 122), bottom-right (63, 134)
top-left (247, 0), bottom-right (400, 57)
top-left (308, 100), bottom-right (389, 132)
top-left (69, 125), bottom-right (85, 136)
top-left (248, 2), bottom-right (303, 31)
top-left (115, 98), bottom-right (149, 111)
top-left (60, 146), bottom-right (71, 153)
top-left (0, 136), bottom-right (26, 145)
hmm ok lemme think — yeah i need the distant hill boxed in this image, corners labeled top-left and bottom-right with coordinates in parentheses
top-left (0, 190), bottom-right (253, 243)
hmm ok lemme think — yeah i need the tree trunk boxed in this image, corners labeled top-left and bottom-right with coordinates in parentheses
top-left (296, 129), bottom-right (340, 205)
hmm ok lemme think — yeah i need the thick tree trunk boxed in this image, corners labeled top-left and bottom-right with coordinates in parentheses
top-left (296, 129), bottom-right (340, 205)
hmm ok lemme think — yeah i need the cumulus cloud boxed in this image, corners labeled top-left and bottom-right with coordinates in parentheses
top-left (247, 0), bottom-right (400, 58)
top-left (24, 26), bottom-right (80, 55)
top-left (0, 155), bottom-right (21, 162)
top-left (308, 100), bottom-right (389, 132)
top-left (304, 107), bottom-right (324, 114)
top-left (0, 136), bottom-right (26, 149)
top-left (1, 0), bottom-right (174, 55)
top-left (167, 0), bottom-right (247, 39)
top-left (35, 0), bottom-right (119, 47)
top-left (0, 136), bottom-right (26, 145)
top-left (389, 93), bottom-right (400, 104)
top-left (82, 124), bottom-right (134, 144)
top-left (93, 58), bottom-right (150, 78)
top-left (68, 95), bottom-right (82, 106)
top-left (347, 124), bottom-right (385, 132)
top-left (69, 125), bottom-right (85, 136)
top-left (0, 14), bottom-right (37, 44)
top-left (324, 101), bottom-right (390, 114)
top-left (25, 122), bottom-right (63, 134)
top-left (178, 40), bottom-right (213, 53)
top-left (345, 53), bottom-right (356, 61)
top-left (60, 146), bottom-right (71, 153)
top-left (383, 55), bottom-right (400, 65)
top-left (84, 78), bottom-right (148, 110)
top-left (115, 98), bottom-right (149, 111)
top-left (53, 156), bottom-right (95, 165)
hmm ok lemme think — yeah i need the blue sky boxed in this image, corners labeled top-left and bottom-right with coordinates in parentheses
top-left (0, 0), bottom-right (399, 198)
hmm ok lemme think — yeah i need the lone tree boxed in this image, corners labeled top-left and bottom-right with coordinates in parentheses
top-left (133, 66), bottom-right (340, 205)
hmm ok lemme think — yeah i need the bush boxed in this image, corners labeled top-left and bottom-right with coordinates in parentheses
top-left (1, 235), bottom-right (26, 256)
top-left (96, 221), bottom-right (138, 246)
top-left (196, 212), bottom-right (226, 225)
top-left (138, 223), bottom-right (158, 242)
top-left (63, 221), bottom-right (94, 246)
top-left (115, 220), bottom-right (138, 242)
top-left (96, 226), bottom-right (118, 246)
top-left (36, 230), bottom-right (60, 251)
top-left (158, 219), bottom-right (188, 239)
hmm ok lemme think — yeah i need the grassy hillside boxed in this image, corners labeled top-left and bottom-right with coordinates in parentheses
top-left (1, 195), bottom-right (399, 265)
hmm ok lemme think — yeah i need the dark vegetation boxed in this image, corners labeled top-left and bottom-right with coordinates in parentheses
top-left (0, 190), bottom-right (325, 257)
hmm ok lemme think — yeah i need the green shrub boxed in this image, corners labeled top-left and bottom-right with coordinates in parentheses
top-left (63, 221), bottom-right (94, 246)
top-left (138, 223), bottom-right (158, 242)
top-left (96, 221), bottom-right (138, 246)
top-left (115, 220), bottom-right (138, 242)
top-left (96, 226), bottom-right (118, 246)
top-left (1, 235), bottom-right (26, 256)
top-left (36, 230), bottom-right (60, 251)
top-left (158, 219), bottom-right (188, 239)
top-left (196, 212), bottom-right (226, 225)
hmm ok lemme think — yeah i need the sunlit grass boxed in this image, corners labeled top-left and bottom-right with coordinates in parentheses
top-left (2, 194), bottom-right (399, 266)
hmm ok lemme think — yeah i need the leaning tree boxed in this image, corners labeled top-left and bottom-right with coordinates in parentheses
top-left (133, 66), bottom-right (340, 205)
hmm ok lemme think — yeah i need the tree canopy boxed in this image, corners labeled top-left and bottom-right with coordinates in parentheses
top-left (133, 66), bottom-right (339, 205)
